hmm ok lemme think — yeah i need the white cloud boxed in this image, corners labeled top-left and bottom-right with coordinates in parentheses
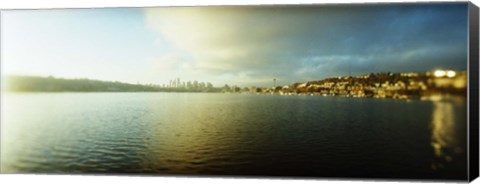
top-left (144, 6), bottom-right (318, 80)
top-left (151, 52), bottom-right (188, 71)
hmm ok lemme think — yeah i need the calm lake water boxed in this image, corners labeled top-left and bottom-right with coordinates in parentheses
top-left (0, 93), bottom-right (467, 180)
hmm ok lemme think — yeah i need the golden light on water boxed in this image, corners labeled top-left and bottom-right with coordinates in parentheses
top-left (430, 101), bottom-right (462, 171)
top-left (431, 102), bottom-right (454, 157)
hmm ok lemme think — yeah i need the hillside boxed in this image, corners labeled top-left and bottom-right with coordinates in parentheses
top-left (4, 76), bottom-right (164, 92)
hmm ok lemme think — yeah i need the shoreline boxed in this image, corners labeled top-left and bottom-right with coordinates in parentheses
top-left (2, 90), bottom-right (466, 102)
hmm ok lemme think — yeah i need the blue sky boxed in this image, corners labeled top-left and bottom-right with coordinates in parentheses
top-left (1, 3), bottom-right (469, 87)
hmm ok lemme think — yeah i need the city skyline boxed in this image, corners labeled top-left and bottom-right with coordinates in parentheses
top-left (1, 3), bottom-right (468, 87)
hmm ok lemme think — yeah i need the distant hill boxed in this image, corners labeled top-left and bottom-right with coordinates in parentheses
top-left (3, 75), bottom-right (223, 92)
top-left (4, 76), bottom-right (170, 92)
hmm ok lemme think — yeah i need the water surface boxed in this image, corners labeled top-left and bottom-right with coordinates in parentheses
top-left (0, 93), bottom-right (467, 180)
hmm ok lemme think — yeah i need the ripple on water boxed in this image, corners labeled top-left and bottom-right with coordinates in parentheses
top-left (2, 93), bottom-right (467, 179)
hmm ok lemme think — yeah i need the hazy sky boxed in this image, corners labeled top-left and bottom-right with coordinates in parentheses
top-left (1, 3), bottom-right (468, 87)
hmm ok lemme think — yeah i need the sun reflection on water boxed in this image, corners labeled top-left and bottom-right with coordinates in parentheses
top-left (430, 101), bottom-right (462, 171)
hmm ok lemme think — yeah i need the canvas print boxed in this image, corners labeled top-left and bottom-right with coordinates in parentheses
top-left (0, 2), bottom-right (476, 181)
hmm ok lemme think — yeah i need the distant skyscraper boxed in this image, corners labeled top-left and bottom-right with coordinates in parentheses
top-left (193, 80), bottom-right (198, 89)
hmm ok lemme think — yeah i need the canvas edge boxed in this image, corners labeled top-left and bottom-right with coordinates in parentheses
top-left (0, 1), bottom-right (476, 182)
top-left (468, 1), bottom-right (480, 182)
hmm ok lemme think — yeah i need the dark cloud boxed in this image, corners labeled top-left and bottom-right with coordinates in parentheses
top-left (146, 3), bottom-right (468, 87)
